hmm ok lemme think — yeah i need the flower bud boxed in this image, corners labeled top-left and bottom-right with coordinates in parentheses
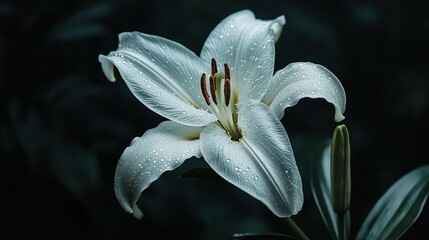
top-left (330, 124), bottom-right (351, 214)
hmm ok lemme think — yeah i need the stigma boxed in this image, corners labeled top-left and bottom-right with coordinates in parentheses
top-left (200, 58), bottom-right (241, 140)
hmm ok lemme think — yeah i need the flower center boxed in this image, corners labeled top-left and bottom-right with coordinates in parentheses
top-left (200, 58), bottom-right (242, 141)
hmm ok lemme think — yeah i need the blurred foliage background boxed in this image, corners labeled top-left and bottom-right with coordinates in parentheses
top-left (1, 0), bottom-right (428, 239)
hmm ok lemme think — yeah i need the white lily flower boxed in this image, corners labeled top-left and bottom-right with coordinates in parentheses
top-left (99, 10), bottom-right (346, 219)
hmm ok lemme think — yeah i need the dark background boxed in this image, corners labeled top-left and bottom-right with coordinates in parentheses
top-left (1, 0), bottom-right (428, 239)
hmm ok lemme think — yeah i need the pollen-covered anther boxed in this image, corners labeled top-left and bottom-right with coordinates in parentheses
top-left (224, 63), bottom-right (230, 80)
top-left (224, 78), bottom-right (231, 107)
top-left (224, 63), bottom-right (231, 106)
top-left (200, 73), bottom-right (210, 105)
top-left (210, 75), bottom-right (217, 105)
top-left (211, 58), bottom-right (218, 76)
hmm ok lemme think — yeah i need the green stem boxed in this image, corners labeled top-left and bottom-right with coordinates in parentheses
top-left (337, 213), bottom-right (346, 240)
top-left (284, 217), bottom-right (310, 240)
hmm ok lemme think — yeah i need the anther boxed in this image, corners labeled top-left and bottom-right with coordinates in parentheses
top-left (210, 75), bottom-right (217, 105)
top-left (224, 78), bottom-right (231, 106)
top-left (200, 73), bottom-right (210, 105)
top-left (211, 58), bottom-right (218, 76)
top-left (224, 63), bottom-right (231, 106)
top-left (224, 63), bottom-right (230, 81)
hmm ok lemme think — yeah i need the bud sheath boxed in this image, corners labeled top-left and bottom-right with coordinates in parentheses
top-left (330, 124), bottom-right (351, 214)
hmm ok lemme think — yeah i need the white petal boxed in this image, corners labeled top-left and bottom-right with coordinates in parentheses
top-left (200, 100), bottom-right (303, 217)
top-left (114, 121), bottom-right (203, 219)
top-left (201, 10), bottom-right (285, 102)
top-left (263, 62), bottom-right (346, 122)
top-left (99, 32), bottom-right (216, 127)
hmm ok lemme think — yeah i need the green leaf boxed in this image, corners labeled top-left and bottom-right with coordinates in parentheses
top-left (356, 165), bottom-right (429, 240)
top-left (179, 168), bottom-right (222, 179)
top-left (310, 141), bottom-right (350, 240)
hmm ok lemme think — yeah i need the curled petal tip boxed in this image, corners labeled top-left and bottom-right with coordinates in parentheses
top-left (335, 111), bottom-right (346, 122)
top-left (132, 204), bottom-right (144, 219)
top-left (270, 15), bottom-right (286, 42)
top-left (98, 55), bottom-right (116, 82)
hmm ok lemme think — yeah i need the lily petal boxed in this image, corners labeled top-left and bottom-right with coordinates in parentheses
top-left (99, 32), bottom-right (217, 127)
top-left (201, 10), bottom-right (285, 101)
top-left (263, 62), bottom-right (346, 122)
top-left (200, 100), bottom-right (303, 217)
top-left (114, 121), bottom-right (203, 219)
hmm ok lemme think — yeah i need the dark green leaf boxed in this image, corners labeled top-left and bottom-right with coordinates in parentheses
top-left (356, 165), bottom-right (429, 240)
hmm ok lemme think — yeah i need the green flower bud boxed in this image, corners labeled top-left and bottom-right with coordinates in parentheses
top-left (331, 124), bottom-right (351, 214)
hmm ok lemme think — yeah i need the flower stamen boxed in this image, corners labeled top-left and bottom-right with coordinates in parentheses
top-left (211, 58), bottom-right (218, 76)
top-left (224, 78), bottom-right (231, 107)
top-left (224, 63), bottom-right (231, 107)
top-left (201, 58), bottom-right (242, 140)
top-left (200, 73), bottom-right (211, 105)
top-left (210, 75), bottom-right (218, 105)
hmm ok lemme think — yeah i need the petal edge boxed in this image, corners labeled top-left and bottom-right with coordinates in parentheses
top-left (114, 121), bottom-right (203, 218)
top-left (263, 62), bottom-right (346, 122)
